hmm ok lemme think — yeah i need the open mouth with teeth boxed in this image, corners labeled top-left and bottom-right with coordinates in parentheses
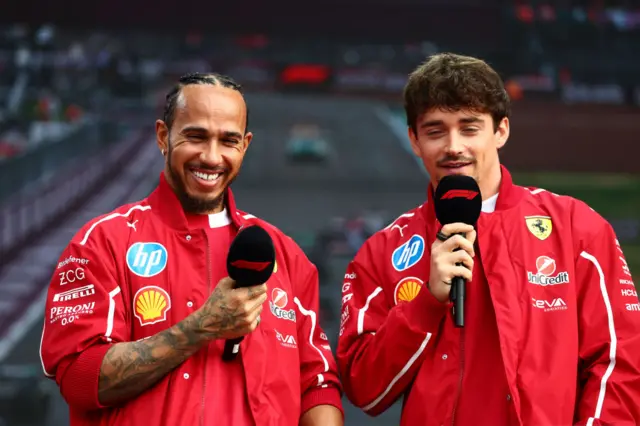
top-left (189, 168), bottom-right (223, 188)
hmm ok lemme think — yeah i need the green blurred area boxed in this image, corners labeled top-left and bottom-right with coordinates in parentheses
top-left (514, 172), bottom-right (640, 218)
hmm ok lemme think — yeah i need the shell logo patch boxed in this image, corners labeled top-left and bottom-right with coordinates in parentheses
top-left (134, 286), bottom-right (171, 326)
top-left (394, 277), bottom-right (424, 305)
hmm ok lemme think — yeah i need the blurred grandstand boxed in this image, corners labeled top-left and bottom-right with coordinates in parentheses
top-left (0, 1), bottom-right (639, 423)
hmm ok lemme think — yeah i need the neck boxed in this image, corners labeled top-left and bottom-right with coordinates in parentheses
top-left (479, 164), bottom-right (502, 201)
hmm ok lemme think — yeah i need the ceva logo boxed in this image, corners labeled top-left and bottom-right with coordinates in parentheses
top-left (126, 242), bottom-right (168, 277)
top-left (391, 235), bottom-right (425, 272)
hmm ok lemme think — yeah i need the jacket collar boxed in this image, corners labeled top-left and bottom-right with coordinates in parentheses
top-left (147, 172), bottom-right (245, 231)
top-left (424, 165), bottom-right (524, 224)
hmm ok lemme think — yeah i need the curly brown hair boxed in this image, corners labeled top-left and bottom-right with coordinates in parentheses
top-left (403, 53), bottom-right (510, 133)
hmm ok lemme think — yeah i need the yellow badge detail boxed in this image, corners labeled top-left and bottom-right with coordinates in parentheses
top-left (525, 216), bottom-right (553, 240)
top-left (134, 286), bottom-right (171, 326)
top-left (273, 260), bottom-right (278, 274)
top-left (394, 277), bottom-right (424, 305)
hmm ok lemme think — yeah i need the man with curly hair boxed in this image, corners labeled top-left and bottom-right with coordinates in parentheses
top-left (337, 53), bottom-right (640, 426)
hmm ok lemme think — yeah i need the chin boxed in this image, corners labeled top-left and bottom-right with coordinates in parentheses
top-left (438, 166), bottom-right (476, 179)
top-left (187, 188), bottom-right (224, 203)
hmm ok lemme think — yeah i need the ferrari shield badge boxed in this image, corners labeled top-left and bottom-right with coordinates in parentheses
top-left (525, 216), bottom-right (553, 240)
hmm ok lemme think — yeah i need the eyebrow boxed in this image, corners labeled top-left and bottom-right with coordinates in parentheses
top-left (180, 126), bottom-right (208, 134)
top-left (181, 126), bottom-right (243, 139)
top-left (221, 130), bottom-right (244, 139)
top-left (420, 117), bottom-right (484, 128)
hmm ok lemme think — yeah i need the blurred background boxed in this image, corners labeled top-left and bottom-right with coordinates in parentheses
top-left (0, 0), bottom-right (639, 424)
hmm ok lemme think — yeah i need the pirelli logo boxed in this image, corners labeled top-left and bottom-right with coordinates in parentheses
top-left (53, 285), bottom-right (96, 303)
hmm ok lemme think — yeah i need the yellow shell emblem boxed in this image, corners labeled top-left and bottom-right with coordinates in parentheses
top-left (525, 216), bottom-right (553, 240)
top-left (134, 286), bottom-right (171, 326)
top-left (394, 277), bottom-right (424, 305)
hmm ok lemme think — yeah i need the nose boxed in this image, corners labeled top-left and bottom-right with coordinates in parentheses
top-left (444, 132), bottom-right (465, 155)
top-left (200, 140), bottom-right (223, 165)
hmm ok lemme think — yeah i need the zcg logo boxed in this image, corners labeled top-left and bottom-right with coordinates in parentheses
top-left (126, 243), bottom-right (168, 277)
top-left (391, 235), bottom-right (425, 272)
top-left (58, 268), bottom-right (85, 286)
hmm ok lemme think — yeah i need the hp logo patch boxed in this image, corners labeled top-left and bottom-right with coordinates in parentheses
top-left (126, 242), bottom-right (168, 277)
top-left (391, 235), bottom-right (425, 271)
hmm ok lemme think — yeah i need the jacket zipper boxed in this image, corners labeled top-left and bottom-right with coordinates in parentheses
top-left (451, 329), bottom-right (466, 426)
top-left (200, 232), bottom-right (212, 426)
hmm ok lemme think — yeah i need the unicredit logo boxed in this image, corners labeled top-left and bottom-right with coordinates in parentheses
top-left (528, 256), bottom-right (569, 286)
top-left (270, 288), bottom-right (296, 322)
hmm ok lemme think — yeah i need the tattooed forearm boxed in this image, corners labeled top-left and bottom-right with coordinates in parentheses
top-left (97, 282), bottom-right (266, 406)
top-left (98, 312), bottom-right (216, 406)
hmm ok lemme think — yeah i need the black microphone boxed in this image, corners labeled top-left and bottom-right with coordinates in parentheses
top-left (222, 225), bottom-right (275, 362)
top-left (433, 175), bottom-right (482, 328)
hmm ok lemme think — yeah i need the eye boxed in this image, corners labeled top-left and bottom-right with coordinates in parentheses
top-left (462, 128), bottom-right (479, 134)
top-left (187, 134), bottom-right (206, 141)
top-left (223, 138), bottom-right (240, 145)
top-left (426, 130), bottom-right (443, 137)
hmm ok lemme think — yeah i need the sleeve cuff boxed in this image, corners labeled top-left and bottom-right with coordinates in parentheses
top-left (402, 283), bottom-right (451, 334)
top-left (300, 386), bottom-right (343, 417)
top-left (59, 344), bottom-right (112, 411)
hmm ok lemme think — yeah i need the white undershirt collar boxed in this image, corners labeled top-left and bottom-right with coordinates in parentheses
top-left (208, 208), bottom-right (231, 228)
top-left (482, 193), bottom-right (499, 213)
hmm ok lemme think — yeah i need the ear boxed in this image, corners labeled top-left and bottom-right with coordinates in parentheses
top-left (242, 132), bottom-right (253, 153)
top-left (408, 127), bottom-right (421, 157)
top-left (156, 120), bottom-right (169, 155)
top-left (495, 117), bottom-right (510, 150)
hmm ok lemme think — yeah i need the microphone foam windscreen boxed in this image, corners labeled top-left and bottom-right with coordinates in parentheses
top-left (434, 175), bottom-right (483, 226)
top-left (227, 225), bottom-right (276, 287)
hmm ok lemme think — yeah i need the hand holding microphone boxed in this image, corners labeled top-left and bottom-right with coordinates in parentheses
top-left (191, 225), bottom-right (275, 361)
top-left (428, 223), bottom-right (476, 304)
top-left (195, 277), bottom-right (267, 340)
top-left (431, 175), bottom-right (482, 327)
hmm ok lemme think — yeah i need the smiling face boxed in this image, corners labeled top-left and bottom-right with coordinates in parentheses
top-left (408, 108), bottom-right (509, 198)
top-left (403, 53), bottom-right (511, 199)
top-left (155, 83), bottom-right (252, 214)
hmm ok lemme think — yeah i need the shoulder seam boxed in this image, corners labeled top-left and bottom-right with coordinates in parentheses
top-left (526, 187), bottom-right (561, 197)
top-left (383, 204), bottom-right (423, 231)
top-left (80, 205), bottom-right (151, 246)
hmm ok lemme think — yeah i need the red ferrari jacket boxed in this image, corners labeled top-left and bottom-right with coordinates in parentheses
top-left (337, 166), bottom-right (640, 426)
top-left (40, 175), bottom-right (342, 426)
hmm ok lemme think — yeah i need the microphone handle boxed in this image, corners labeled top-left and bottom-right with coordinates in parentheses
top-left (451, 276), bottom-right (465, 328)
top-left (222, 278), bottom-right (251, 362)
top-left (446, 231), bottom-right (469, 328)
top-left (222, 336), bottom-right (245, 362)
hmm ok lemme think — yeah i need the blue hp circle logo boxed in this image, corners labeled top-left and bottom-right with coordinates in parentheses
top-left (126, 242), bottom-right (168, 277)
top-left (391, 235), bottom-right (425, 272)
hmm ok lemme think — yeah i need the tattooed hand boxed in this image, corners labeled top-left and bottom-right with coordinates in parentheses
top-left (194, 277), bottom-right (268, 341)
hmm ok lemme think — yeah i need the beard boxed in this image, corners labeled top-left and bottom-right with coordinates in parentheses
top-left (167, 145), bottom-right (235, 214)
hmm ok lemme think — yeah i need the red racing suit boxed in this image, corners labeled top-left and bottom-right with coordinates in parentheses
top-left (40, 174), bottom-right (342, 426)
top-left (337, 166), bottom-right (640, 425)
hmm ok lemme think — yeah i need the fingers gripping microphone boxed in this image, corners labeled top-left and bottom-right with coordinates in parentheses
top-left (222, 225), bottom-right (275, 361)
top-left (433, 175), bottom-right (482, 328)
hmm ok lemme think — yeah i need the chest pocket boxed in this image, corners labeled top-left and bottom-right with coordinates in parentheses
top-left (255, 269), bottom-right (301, 406)
top-left (124, 241), bottom-right (174, 339)
top-left (124, 234), bottom-right (208, 340)
top-left (261, 269), bottom-right (299, 346)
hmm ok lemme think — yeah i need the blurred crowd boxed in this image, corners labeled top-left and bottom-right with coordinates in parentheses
top-left (310, 211), bottom-right (389, 283)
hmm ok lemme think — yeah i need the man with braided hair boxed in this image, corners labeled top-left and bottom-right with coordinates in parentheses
top-left (41, 73), bottom-right (343, 426)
